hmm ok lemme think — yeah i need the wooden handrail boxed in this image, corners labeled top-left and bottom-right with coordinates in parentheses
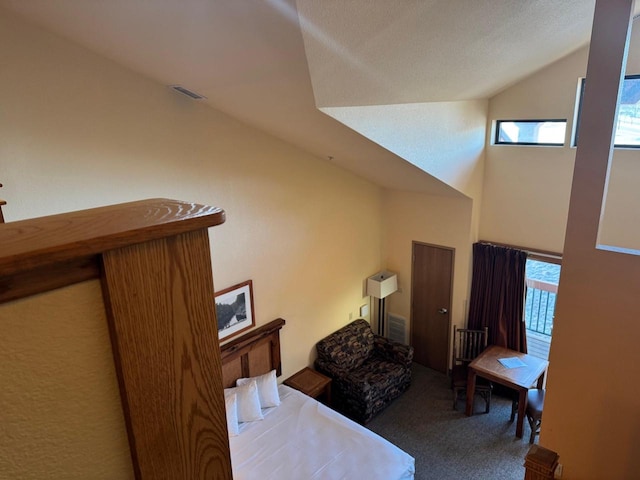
top-left (526, 278), bottom-right (558, 294)
top-left (0, 198), bottom-right (224, 275)
top-left (0, 198), bottom-right (225, 304)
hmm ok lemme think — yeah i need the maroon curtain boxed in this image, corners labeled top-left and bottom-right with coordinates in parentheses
top-left (467, 242), bottom-right (528, 352)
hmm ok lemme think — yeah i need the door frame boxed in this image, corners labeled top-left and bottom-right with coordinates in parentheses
top-left (410, 241), bottom-right (455, 372)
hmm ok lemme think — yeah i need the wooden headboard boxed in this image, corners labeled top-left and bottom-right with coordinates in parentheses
top-left (220, 318), bottom-right (285, 388)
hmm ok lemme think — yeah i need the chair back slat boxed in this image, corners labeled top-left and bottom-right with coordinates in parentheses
top-left (453, 326), bottom-right (488, 363)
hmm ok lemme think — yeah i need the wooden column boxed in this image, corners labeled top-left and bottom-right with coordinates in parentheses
top-left (0, 198), bottom-right (231, 480)
top-left (543, 1), bottom-right (640, 476)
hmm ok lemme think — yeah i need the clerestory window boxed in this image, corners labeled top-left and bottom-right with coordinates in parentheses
top-left (494, 119), bottom-right (567, 146)
top-left (574, 74), bottom-right (640, 148)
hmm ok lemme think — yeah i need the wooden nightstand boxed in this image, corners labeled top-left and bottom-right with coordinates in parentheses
top-left (284, 367), bottom-right (332, 406)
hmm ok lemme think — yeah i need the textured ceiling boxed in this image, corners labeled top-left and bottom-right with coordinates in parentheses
top-left (297, 0), bottom-right (598, 107)
top-left (0, 0), bottom-right (616, 195)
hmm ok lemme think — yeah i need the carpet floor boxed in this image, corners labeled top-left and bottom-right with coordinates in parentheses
top-left (366, 363), bottom-right (533, 480)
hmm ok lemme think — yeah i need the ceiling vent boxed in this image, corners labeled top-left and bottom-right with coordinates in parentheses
top-left (169, 85), bottom-right (207, 100)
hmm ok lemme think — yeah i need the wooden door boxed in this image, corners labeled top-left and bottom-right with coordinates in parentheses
top-left (411, 242), bottom-right (453, 373)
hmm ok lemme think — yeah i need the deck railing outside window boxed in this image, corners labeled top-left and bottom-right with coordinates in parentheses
top-left (525, 278), bottom-right (557, 336)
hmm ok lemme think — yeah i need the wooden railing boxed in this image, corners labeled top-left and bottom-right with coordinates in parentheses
top-left (525, 278), bottom-right (557, 336)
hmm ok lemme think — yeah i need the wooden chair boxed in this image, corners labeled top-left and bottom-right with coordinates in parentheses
top-left (525, 388), bottom-right (545, 444)
top-left (451, 326), bottom-right (492, 413)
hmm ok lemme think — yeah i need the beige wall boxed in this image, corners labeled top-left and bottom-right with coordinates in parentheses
top-left (383, 190), bottom-right (475, 352)
top-left (484, 18), bottom-right (640, 253)
top-left (543, 3), bottom-right (640, 478)
top-left (324, 98), bottom-right (488, 355)
top-left (0, 282), bottom-right (134, 480)
top-left (484, 6), bottom-right (640, 478)
top-left (18, 0), bottom-right (640, 477)
top-left (323, 100), bottom-right (488, 199)
top-left (326, 102), bottom-right (487, 358)
top-left (0, 9), bottom-right (384, 478)
top-left (601, 18), bottom-right (640, 251)
top-left (482, 47), bottom-right (587, 252)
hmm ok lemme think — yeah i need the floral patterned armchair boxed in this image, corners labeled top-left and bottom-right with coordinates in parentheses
top-left (314, 319), bottom-right (413, 424)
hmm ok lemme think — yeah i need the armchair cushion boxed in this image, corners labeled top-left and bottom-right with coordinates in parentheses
top-left (315, 319), bottom-right (413, 423)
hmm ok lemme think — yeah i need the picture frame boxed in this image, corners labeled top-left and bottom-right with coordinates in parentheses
top-left (215, 280), bottom-right (255, 341)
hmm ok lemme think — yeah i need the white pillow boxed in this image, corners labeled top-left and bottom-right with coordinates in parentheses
top-left (236, 369), bottom-right (280, 408)
top-left (224, 379), bottom-right (263, 423)
top-left (224, 392), bottom-right (239, 436)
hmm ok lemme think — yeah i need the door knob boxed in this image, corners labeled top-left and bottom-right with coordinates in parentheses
top-left (438, 308), bottom-right (448, 314)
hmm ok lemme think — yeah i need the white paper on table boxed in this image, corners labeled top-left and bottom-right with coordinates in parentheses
top-left (498, 357), bottom-right (527, 368)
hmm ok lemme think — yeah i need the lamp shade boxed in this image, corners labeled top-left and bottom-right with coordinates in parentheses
top-left (367, 271), bottom-right (398, 299)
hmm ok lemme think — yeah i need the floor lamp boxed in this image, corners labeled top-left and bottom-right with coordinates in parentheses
top-left (366, 271), bottom-right (398, 336)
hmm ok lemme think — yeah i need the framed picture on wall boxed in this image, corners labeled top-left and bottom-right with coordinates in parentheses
top-left (215, 280), bottom-right (255, 341)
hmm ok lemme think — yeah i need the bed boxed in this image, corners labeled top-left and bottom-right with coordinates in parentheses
top-left (220, 318), bottom-right (415, 480)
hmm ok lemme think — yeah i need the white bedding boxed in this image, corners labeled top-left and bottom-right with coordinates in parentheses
top-left (230, 385), bottom-right (415, 480)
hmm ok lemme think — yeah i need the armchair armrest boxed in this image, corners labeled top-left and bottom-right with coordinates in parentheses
top-left (373, 335), bottom-right (414, 367)
top-left (314, 357), bottom-right (348, 379)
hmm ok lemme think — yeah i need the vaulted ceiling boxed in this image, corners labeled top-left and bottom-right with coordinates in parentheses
top-left (0, 0), bottom-right (607, 195)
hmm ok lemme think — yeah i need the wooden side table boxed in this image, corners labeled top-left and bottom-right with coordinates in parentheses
top-left (284, 367), bottom-right (332, 406)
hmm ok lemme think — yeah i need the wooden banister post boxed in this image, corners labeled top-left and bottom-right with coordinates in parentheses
top-left (0, 198), bottom-right (231, 479)
top-left (524, 444), bottom-right (559, 480)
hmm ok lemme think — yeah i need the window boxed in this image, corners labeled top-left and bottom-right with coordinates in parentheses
top-left (494, 119), bottom-right (567, 146)
top-left (574, 74), bottom-right (640, 148)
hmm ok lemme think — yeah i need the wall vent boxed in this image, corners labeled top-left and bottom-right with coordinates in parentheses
top-left (169, 85), bottom-right (207, 100)
top-left (387, 313), bottom-right (408, 344)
